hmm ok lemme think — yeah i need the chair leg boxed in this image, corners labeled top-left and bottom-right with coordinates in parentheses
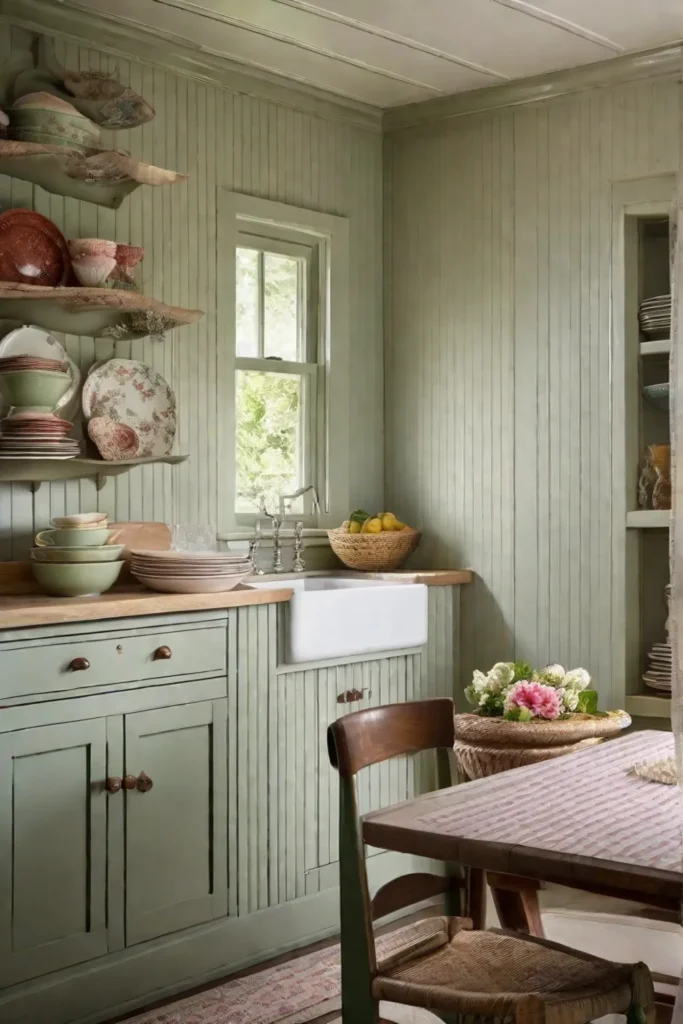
top-left (466, 867), bottom-right (487, 929)
top-left (626, 1005), bottom-right (650, 1024)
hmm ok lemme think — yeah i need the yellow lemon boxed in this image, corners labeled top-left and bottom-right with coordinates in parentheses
top-left (362, 517), bottom-right (382, 534)
top-left (393, 520), bottom-right (408, 531)
top-left (380, 514), bottom-right (397, 531)
top-left (341, 520), bottom-right (351, 532)
top-left (349, 520), bottom-right (362, 534)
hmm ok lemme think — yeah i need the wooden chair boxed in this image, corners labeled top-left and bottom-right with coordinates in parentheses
top-left (327, 698), bottom-right (655, 1024)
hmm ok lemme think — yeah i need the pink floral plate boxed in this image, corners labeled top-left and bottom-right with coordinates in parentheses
top-left (82, 358), bottom-right (176, 458)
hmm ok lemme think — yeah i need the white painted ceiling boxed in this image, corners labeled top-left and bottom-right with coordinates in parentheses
top-left (69, 0), bottom-right (683, 108)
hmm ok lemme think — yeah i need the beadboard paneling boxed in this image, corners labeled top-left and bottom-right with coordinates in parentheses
top-left (385, 77), bottom-right (683, 706)
top-left (232, 587), bottom-right (458, 914)
top-left (0, 21), bottom-right (383, 559)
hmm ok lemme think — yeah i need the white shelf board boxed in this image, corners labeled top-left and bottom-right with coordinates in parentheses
top-left (625, 693), bottom-right (671, 719)
top-left (625, 509), bottom-right (670, 528)
top-left (639, 339), bottom-right (670, 356)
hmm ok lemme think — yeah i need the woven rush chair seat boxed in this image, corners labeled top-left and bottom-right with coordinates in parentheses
top-left (373, 915), bottom-right (652, 1024)
top-left (327, 699), bottom-right (655, 1024)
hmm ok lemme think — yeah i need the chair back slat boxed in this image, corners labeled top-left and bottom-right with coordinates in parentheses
top-left (327, 698), bottom-right (455, 777)
top-left (371, 872), bottom-right (453, 921)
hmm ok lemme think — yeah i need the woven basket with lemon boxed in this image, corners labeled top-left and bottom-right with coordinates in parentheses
top-left (327, 509), bottom-right (420, 572)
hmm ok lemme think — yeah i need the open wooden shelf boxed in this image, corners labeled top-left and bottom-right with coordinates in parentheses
top-left (0, 282), bottom-right (202, 340)
top-left (625, 693), bottom-right (671, 719)
top-left (626, 509), bottom-right (670, 528)
top-left (639, 339), bottom-right (671, 356)
top-left (0, 140), bottom-right (186, 210)
top-left (0, 454), bottom-right (188, 491)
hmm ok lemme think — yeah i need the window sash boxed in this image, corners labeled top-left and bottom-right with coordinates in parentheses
top-left (237, 232), bottom-right (319, 364)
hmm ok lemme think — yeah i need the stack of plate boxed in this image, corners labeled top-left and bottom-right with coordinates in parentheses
top-left (130, 550), bottom-right (253, 594)
top-left (638, 294), bottom-right (671, 336)
top-left (642, 641), bottom-right (671, 695)
top-left (0, 413), bottom-right (79, 458)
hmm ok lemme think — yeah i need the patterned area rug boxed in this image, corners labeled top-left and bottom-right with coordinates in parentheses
top-left (123, 918), bottom-right (441, 1024)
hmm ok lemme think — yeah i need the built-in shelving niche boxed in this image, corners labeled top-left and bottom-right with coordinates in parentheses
top-left (623, 206), bottom-right (672, 723)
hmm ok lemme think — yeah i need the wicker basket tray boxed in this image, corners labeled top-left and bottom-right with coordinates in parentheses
top-left (453, 711), bottom-right (631, 780)
top-left (326, 527), bottom-right (421, 571)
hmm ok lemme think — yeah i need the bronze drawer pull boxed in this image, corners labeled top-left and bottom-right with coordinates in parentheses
top-left (122, 775), bottom-right (137, 790)
top-left (68, 657), bottom-right (90, 672)
top-left (136, 771), bottom-right (153, 793)
top-left (153, 645), bottom-right (172, 661)
top-left (337, 688), bottom-right (370, 704)
top-left (105, 777), bottom-right (122, 793)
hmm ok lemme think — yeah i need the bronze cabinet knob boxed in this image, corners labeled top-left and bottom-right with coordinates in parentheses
top-left (105, 777), bottom-right (122, 793)
top-left (136, 771), bottom-right (153, 793)
top-left (153, 645), bottom-right (172, 661)
top-left (68, 657), bottom-right (90, 672)
top-left (122, 775), bottom-right (137, 790)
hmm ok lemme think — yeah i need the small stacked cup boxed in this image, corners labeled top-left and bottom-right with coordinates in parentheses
top-left (31, 513), bottom-right (125, 597)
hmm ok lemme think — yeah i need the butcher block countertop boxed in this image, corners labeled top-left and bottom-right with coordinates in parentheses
top-left (0, 563), bottom-right (472, 631)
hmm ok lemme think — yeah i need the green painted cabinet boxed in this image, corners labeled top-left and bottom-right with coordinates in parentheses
top-left (124, 700), bottom-right (228, 945)
top-left (0, 719), bottom-right (109, 987)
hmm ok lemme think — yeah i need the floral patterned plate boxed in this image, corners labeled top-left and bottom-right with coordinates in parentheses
top-left (82, 358), bottom-right (176, 457)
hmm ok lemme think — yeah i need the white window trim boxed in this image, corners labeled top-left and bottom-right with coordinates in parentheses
top-left (217, 189), bottom-right (350, 533)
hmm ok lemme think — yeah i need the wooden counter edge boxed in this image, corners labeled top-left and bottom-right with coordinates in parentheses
top-left (385, 569), bottom-right (473, 586)
top-left (0, 581), bottom-right (293, 629)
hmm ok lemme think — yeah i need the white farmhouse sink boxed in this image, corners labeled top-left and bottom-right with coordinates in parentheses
top-left (249, 576), bottom-right (428, 664)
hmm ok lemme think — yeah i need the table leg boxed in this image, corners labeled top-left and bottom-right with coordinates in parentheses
top-left (487, 872), bottom-right (544, 937)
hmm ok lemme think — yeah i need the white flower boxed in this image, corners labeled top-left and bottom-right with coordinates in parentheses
top-left (487, 662), bottom-right (515, 690)
top-left (471, 670), bottom-right (489, 694)
top-left (558, 687), bottom-right (579, 712)
top-left (563, 668), bottom-right (591, 691)
top-left (542, 663), bottom-right (565, 686)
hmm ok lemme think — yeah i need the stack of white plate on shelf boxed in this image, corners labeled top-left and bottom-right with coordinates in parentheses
top-left (130, 549), bottom-right (253, 594)
top-left (638, 293), bottom-right (671, 335)
top-left (642, 641), bottom-right (672, 695)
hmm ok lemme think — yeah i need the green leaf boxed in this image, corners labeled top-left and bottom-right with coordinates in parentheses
top-left (577, 689), bottom-right (599, 714)
top-left (512, 661), bottom-right (533, 683)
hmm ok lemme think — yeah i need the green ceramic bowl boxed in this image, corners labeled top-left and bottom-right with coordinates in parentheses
top-left (31, 544), bottom-right (124, 563)
top-left (8, 128), bottom-right (90, 152)
top-left (9, 107), bottom-right (99, 143)
top-left (35, 527), bottom-right (113, 548)
top-left (32, 559), bottom-right (123, 597)
top-left (0, 369), bottom-right (71, 412)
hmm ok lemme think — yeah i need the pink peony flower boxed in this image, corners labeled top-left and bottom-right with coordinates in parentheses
top-left (505, 680), bottom-right (562, 720)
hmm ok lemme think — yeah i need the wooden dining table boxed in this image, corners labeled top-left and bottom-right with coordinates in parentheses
top-left (364, 730), bottom-right (682, 930)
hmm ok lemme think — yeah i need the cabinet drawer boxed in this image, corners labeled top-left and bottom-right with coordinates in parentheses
top-left (0, 625), bottom-right (226, 700)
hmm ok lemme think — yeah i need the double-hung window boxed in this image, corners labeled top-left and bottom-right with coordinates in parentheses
top-left (235, 230), bottom-right (319, 517)
top-left (219, 191), bottom-right (350, 531)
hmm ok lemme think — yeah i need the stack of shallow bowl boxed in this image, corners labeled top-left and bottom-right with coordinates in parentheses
top-left (7, 92), bottom-right (100, 151)
top-left (130, 550), bottom-right (252, 594)
top-left (0, 354), bottom-right (73, 414)
top-left (31, 513), bottom-right (124, 596)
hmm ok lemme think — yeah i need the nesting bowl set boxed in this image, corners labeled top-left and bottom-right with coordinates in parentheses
top-left (31, 513), bottom-right (124, 596)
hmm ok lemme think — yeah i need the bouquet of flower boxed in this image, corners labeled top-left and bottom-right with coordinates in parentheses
top-left (465, 662), bottom-right (598, 721)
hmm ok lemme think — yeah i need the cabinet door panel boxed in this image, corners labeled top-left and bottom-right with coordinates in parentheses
top-left (125, 699), bottom-right (227, 945)
top-left (0, 719), bottom-right (108, 986)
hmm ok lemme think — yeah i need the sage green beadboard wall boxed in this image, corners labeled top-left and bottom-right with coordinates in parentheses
top-left (0, 21), bottom-right (383, 560)
top-left (385, 75), bottom-right (683, 706)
